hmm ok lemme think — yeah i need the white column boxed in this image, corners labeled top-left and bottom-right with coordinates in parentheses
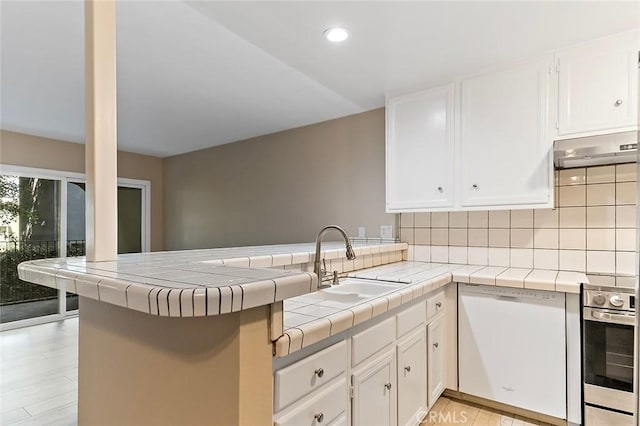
top-left (85, 0), bottom-right (117, 262)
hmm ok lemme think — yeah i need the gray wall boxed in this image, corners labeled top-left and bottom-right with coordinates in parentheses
top-left (163, 108), bottom-right (397, 249)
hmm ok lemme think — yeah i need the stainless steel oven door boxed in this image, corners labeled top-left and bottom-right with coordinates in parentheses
top-left (583, 307), bottom-right (635, 414)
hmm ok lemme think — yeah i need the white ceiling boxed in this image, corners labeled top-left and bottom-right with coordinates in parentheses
top-left (1, 1), bottom-right (639, 157)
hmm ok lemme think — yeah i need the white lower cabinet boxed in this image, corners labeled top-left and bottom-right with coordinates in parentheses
top-left (397, 329), bottom-right (427, 426)
top-left (426, 290), bottom-right (445, 322)
top-left (352, 350), bottom-right (397, 426)
top-left (351, 317), bottom-right (396, 366)
top-left (274, 378), bottom-right (348, 426)
top-left (328, 414), bottom-right (349, 426)
top-left (274, 294), bottom-right (451, 426)
top-left (427, 315), bottom-right (446, 406)
top-left (274, 340), bottom-right (347, 411)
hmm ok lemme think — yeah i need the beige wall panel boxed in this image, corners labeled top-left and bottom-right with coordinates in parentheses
top-left (163, 108), bottom-right (396, 249)
top-left (0, 130), bottom-right (86, 173)
top-left (77, 298), bottom-right (272, 425)
top-left (0, 130), bottom-right (164, 251)
top-left (238, 305), bottom-right (274, 424)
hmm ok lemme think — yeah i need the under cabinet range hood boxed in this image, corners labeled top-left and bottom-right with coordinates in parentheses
top-left (554, 131), bottom-right (638, 169)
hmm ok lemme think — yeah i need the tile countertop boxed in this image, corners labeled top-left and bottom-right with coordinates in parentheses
top-left (274, 261), bottom-right (587, 357)
top-left (17, 241), bottom-right (406, 317)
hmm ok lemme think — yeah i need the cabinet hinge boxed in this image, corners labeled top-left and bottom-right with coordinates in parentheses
top-left (555, 121), bottom-right (560, 130)
top-left (349, 386), bottom-right (355, 399)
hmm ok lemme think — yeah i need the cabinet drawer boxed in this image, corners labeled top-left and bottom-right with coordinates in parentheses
top-left (396, 301), bottom-right (426, 338)
top-left (328, 414), bottom-right (348, 426)
top-left (274, 341), bottom-right (347, 411)
top-left (274, 378), bottom-right (347, 426)
top-left (426, 290), bottom-right (445, 321)
top-left (352, 317), bottom-right (396, 366)
top-left (585, 405), bottom-right (634, 426)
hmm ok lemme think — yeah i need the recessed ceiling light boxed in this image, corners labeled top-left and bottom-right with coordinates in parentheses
top-left (323, 27), bottom-right (350, 43)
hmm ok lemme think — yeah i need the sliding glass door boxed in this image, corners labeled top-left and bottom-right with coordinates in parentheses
top-left (65, 181), bottom-right (85, 312)
top-left (0, 167), bottom-right (150, 328)
top-left (0, 175), bottom-right (61, 322)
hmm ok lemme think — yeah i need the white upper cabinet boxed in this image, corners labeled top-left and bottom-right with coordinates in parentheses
top-left (557, 31), bottom-right (639, 137)
top-left (385, 30), bottom-right (635, 212)
top-left (386, 84), bottom-right (455, 212)
top-left (458, 56), bottom-right (554, 208)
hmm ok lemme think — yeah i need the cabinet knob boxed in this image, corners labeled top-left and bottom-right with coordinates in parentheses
top-left (384, 382), bottom-right (392, 390)
top-left (433, 342), bottom-right (439, 349)
top-left (437, 187), bottom-right (444, 192)
top-left (436, 302), bottom-right (442, 308)
top-left (314, 413), bottom-right (324, 423)
top-left (314, 368), bottom-right (324, 378)
top-left (615, 99), bottom-right (623, 106)
top-left (472, 184), bottom-right (479, 190)
top-left (404, 365), bottom-right (411, 373)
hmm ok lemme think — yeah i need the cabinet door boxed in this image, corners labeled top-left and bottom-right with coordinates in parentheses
top-left (427, 315), bottom-right (446, 406)
top-left (397, 329), bottom-right (427, 426)
top-left (386, 84), bottom-right (455, 212)
top-left (352, 350), bottom-right (397, 426)
top-left (458, 56), bottom-right (553, 208)
top-left (558, 31), bottom-right (639, 136)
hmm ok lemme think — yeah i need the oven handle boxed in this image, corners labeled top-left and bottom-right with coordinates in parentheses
top-left (584, 307), bottom-right (636, 326)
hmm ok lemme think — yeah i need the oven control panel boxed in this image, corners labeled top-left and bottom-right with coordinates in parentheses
top-left (584, 285), bottom-right (635, 312)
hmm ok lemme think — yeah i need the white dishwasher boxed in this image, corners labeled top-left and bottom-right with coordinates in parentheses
top-left (458, 283), bottom-right (566, 419)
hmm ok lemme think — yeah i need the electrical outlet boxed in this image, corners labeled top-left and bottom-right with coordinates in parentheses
top-left (380, 225), bottom-right (393, 239)
top-left (358, 227), bottom-right (366, 238)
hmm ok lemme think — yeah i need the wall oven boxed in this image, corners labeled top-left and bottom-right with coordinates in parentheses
top-left (583, 284), bottom-right (636, 425)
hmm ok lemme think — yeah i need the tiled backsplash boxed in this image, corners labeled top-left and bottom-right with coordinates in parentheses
top-left (282, 250), bottom-right (405, 275)
top-left (400, 164), bottom-right (637, 283)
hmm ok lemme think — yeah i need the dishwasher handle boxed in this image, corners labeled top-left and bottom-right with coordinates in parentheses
top-left (496, 295), bottom-right (521, 301)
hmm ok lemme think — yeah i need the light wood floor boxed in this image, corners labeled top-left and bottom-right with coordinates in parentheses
top-left (1, 318), bottom-right (78, 426)
top-left (1, 318), bottom-right (552, 426)
top-left (424, 396), bottom-right (553, 426)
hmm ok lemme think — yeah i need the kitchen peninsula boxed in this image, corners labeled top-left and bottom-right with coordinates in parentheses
top-left (18, 240), bottom-right (586, 425)
top-left (18, 241), bottom-right (403, 425)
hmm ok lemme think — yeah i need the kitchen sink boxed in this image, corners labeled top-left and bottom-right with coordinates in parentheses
top-left (299, 291), bottom-right (372, 304)
top-left (323, 279), bottom-right (403, 296)
top-left (297, 278), bottom-right (403, 304)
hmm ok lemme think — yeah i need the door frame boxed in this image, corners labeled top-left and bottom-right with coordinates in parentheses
top-left (117, 177), bottom-right (151, 253)
top-left (65, 177), bottom-right (151, 253)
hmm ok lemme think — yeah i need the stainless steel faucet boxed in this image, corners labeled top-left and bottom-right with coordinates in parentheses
top-left (314, 225), bottom-right (356, 287)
